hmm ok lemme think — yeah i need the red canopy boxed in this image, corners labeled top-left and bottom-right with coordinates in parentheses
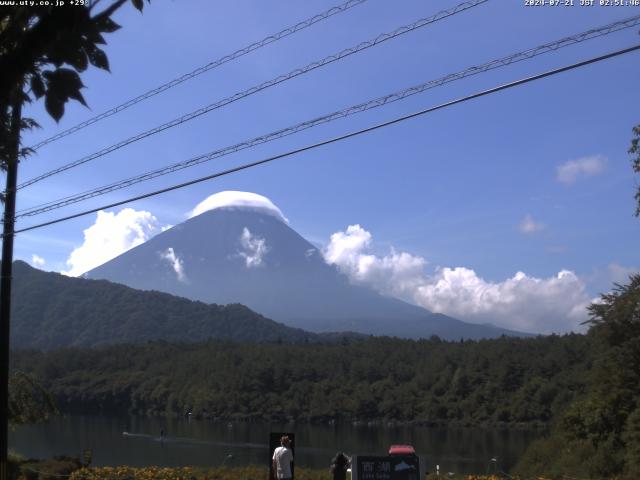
top-left (388, 445), bottom-right (416, 456)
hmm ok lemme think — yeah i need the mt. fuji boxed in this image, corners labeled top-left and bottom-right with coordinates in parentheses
top-left (86, 192), bottom-right (525, 340)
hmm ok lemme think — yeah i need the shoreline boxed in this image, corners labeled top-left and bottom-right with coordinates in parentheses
top-left (50, 410), bottom-right (552, 430)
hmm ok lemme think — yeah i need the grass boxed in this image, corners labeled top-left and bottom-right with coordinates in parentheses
top-left (69, 466), bottom-right (328, 480)
top-left (6, 462), bottom-right (552, 480)
top-left (67, 467), bottom-right (539, 480)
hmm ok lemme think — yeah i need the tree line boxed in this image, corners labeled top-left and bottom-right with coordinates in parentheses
top-left (12, 333), bottom-right (591, 427)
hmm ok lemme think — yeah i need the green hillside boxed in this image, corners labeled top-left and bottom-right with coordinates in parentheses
top-left (9, 261), bottom-right (318, 348)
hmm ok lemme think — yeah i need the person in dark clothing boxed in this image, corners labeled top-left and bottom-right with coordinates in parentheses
top-left (330, 452), bottom-right (350, 480)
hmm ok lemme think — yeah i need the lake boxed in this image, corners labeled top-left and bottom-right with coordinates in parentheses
top-left (9, 415), bottom-right (542, 475)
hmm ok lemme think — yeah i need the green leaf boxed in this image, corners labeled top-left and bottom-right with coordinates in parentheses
top-left (68, 48), bottom-right (89, 72)
top-left (87, 46), bottom-right (109, 71)
top-left (44, 94), bottom-right (65, 122)
top-left (46, 29), bottom-right (82, 68)
top-left (49, 68), bottom-right (86, 93)
top-left (20, 118), bottom-right (41, 131)
top-left (85, 30), bottom-right (107, 45)
top-left (30, 74), bottom-right (45, 99)
top-left (97, 17), bottom-right (121, 33)
top-left (68, 89), bottom-right (88, 107)
top-left (20, 147), bottom-right (36, 159)
top-left (42, 68), bottom-right (88, 117)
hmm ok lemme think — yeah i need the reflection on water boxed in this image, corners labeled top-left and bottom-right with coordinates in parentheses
top-left (9, 415), bottom-right (542, 474)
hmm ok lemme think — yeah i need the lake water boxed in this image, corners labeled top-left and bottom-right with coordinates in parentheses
top-left (9, 415), bottom-right (542, 474)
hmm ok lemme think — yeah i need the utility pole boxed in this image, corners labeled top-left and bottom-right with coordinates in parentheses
top-left (0, 92), bottom-right (22, 480)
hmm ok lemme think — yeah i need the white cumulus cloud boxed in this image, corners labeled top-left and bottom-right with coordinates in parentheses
top-left (63, 208), bottom-right (162, 277)
top-left (519, 214), bottom-right (545, 234)
top-left (324, 224), bottom-right (592, 334)
top-left (414, 268), bottom-right (590, 334)
top-left (238, 227), bottom-right (269, 268)
top-left (324, 225), bottom-right (426, 296)
top-left (31, 254), bottom-right (46, 268)
top-left (188, 191), bottom-right (288, 223)
top-left (160, 247), bottom-right (187, 282)
top-left (556, 155), bottom-right (607, 185)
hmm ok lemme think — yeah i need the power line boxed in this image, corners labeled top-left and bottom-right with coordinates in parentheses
top-left (17, 0), bottom-right (488, 190)
top-left (27, 0), bottom-right (370, 151)
top-left (15, 14), bottom-right (640, 219)
top-left (17, 13), bottom-right (638, 216)
top-left (9, 44), bottom-right (640, 237)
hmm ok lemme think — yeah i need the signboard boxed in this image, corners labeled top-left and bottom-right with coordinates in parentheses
top-left (352, 455), bottom-right (424, 480)
top-left (269, 432), bottom-right (295, 480)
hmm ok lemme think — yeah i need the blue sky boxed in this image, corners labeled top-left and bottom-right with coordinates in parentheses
top-left (12, 0), bottom-right (640, 333)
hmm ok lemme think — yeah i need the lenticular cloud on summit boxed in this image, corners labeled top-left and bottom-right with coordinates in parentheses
top-left (188, 191), bottom-right (288, 223)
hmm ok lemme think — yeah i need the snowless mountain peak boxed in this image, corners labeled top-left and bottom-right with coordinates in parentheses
top-left (188, 191), bottom-right (288, 224)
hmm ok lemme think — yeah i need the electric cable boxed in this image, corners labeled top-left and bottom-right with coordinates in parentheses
top-left (9, 43), bottom-right (639, 237)
top-left (17, 0), bottom-right (488, 190)
top-left (15, 14), bottom-right (640, 219)
top-left (27, 0), bottom-right (370, 151)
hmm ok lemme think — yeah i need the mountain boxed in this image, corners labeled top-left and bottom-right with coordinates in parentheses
top-left (9, 260), bottom-right (324, 349)
top-left (86, 201), bottom-right (526, 340)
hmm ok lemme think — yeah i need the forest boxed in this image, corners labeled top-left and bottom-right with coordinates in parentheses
top-left (12, 333), bottom-right (591, 426)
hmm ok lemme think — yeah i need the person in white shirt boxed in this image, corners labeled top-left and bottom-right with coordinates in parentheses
top-left (272, 435), bottom-right (294, 480)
